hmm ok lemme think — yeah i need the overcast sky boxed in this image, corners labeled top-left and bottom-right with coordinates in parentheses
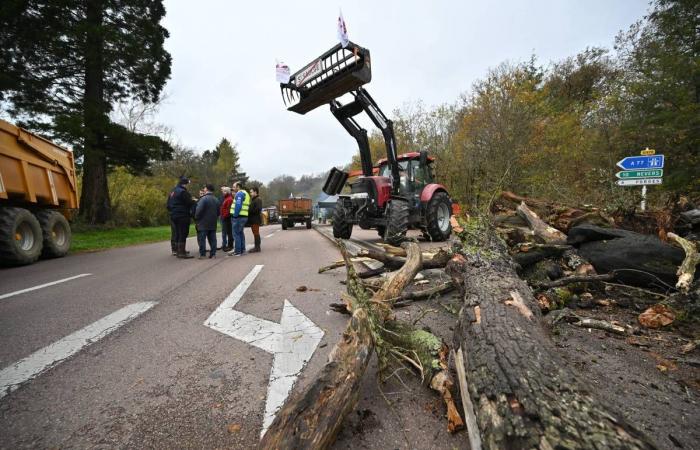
top-left (156, 0), bottom-right (649, 183)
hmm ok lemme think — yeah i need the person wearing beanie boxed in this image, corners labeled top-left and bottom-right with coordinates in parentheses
top-left (166, 176), bottom-right (195, 259)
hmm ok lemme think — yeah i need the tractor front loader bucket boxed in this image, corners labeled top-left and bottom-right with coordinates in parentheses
top-left (281, 42), bottom-right (371, 114)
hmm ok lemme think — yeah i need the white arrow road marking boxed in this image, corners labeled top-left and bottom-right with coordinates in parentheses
top-left (204, 264), bottom-right (324, 437)
top-left (0, 273), bottom-right (92, 300)
top-left (0, 301), bottom-right (156, 399)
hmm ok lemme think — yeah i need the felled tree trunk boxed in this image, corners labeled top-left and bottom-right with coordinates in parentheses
top-left (446, 220), bottom-right (657, 450)
top-left (259, 242), bottom-right (423, 449)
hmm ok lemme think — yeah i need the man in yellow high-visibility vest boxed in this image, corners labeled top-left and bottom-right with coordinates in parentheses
top-left (228, 181), bottom-right (250, 256)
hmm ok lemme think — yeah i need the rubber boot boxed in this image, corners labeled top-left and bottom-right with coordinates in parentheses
top-left (249, 235), bottom-right (261, 253)
top-left (177, 242), bottom-right (193, 259)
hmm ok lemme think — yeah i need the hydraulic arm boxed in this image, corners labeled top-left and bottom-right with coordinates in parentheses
top-left (280, 42), bottom-right (400, 194)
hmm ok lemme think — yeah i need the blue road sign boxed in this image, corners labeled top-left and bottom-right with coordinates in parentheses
top-left (616, 155), bottom-right (665, 170)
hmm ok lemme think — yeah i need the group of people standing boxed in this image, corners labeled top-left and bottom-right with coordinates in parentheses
top-left (166, 176), bottom-right (262, 259)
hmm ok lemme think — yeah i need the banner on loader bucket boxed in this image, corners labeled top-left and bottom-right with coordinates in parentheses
top-left (295, 59), bottom-right (322, 86)
top-left (280, 42), bottom-right (371, 114)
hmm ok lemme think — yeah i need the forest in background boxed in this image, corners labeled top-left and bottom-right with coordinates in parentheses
top-left (97, 0), bottom-right (700, 227)
top-left (351, 0), bottom-right (697, 213)
top-left (3, 0), bottom-right (696, 228)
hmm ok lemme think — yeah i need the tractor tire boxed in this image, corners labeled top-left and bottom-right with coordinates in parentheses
top-left (281, 220), bottom-right (288, 230)
top-left (36, 210), bottom-right (72, 258)
top-left (384, 199), bottom-right (409, 246)
top-left (306, 219), bottom-right (312, 229)
top-left (426, 191), bottom-right (452, 242)
top-left (0, 207), bottom-right (43, 266)
top-left (332, 200), bottom-right (352, 239)
top-left (376, 225), bottom-right (386, 238)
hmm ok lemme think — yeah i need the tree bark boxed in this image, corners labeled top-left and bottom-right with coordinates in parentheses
top-left (446, 220), bottom-right (657, 449)
top-left (79, 0), bottom-right (112, 224)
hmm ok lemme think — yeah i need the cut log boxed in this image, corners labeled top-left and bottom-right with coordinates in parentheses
top-left (259, 242), bottom-right (423, 449)
top-left (516, 202), bottom-right (567, 244)
top-left (446, 218), bottom-right (657, 449)
top-left (501, 191), bottom-right (551, 210)
top-left (357, 247), bottom-right (452, 270)
top-left (667, 232), bottom-right (700, 293)
top-left (569, 224), bottom-right (684, 287)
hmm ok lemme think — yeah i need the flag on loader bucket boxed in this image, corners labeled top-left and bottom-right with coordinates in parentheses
top-left (337, 10), bottom-right (349, 48)
top-left (276, 61), bottom-right (290, 84)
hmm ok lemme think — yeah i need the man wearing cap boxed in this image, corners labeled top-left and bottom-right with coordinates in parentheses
top-left (167, 176), bottom-right (196, 259)
top-left (194, 184), bottom-right (220, 259)
top-left (228, 181), bottom-right (250, 256)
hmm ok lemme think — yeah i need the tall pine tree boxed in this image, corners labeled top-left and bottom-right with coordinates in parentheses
top-left (0, 0), bottom-right (172, 223)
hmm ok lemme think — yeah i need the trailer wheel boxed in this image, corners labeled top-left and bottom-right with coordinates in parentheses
top-left (0, 207), bottom-right (43, 266)
top-left (384, 198), bottom-right (409, 246)
top-left (306, 219), bottom-right (312, 229)
top-left (281, 220), bottom-right (288, 230)
top-left (36, 210), bottom-right (71, 258)
top-left (426, 191), bottom-right (452, 242)
top-left (332, 199), bottom-right (352, 239)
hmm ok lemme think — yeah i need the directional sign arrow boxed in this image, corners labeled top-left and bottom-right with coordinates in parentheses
top-left (616, 169), bottom-right (663, 179)
top-left (204, 265), bottom-right (324, 436)
top-left (616, 155), bottom-right (664, 170)
top-left (616, 178), bottom-right (663, 186)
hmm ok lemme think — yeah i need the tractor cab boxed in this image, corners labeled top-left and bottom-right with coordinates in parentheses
top-left (377, 152), bottom-right (435, 192)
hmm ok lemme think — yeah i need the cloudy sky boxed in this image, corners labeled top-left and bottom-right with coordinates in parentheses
top-left (157, 0), bottom-right (649, 183)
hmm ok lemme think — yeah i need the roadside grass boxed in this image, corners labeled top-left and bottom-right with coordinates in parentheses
top-left (71, 224), bottom-right (198, 253)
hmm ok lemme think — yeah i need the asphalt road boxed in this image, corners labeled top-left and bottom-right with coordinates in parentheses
top-left (0, 224), bottom-right (466, 449)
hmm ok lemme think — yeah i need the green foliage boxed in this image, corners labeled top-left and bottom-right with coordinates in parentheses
top-left (0, 0), bottom-right (172, 223)
top-left (108, 167), bottom-right (169, 227)
top-left (355, 0), bottom-right (697, 212)
top-left (71, 224), bottom-right (196, 252)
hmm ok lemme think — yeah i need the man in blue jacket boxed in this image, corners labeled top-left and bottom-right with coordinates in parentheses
top-left (167, 176), bottom-right (196, 259)
top-left (228, 181), bottom-right (250, 256)
top-left (194, 184), bottom-right (220, 259)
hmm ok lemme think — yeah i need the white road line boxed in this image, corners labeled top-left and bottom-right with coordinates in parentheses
top-left (265, 231), bottom-right (277, 238)
top-left (0, 273), bottom-right (92, 300)
top-left (0, 301), bottom-right (156, 399)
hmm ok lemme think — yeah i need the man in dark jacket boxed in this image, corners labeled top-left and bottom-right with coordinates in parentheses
top-left (247, 187), bottom-right (263, 252)
top-left (194, 184), bottom-right (220, 259)
top-left (167, 176), bottom-right (196, 259)
top-left (219, 186), bottom-right (233, 252)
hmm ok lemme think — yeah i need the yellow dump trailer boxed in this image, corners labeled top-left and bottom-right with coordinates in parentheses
top-left (0, 119), bottom-right (79, 265)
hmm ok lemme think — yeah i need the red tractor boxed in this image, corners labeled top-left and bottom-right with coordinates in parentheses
top-left (280, 41), bottom-right (452, 245)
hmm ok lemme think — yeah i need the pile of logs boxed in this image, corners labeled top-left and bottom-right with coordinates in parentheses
top-left (259, 192), bottom-right (698, 449)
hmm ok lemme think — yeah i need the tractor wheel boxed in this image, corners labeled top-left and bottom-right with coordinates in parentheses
top-left (426, 191), bottom-right (452, 241)
top-left (332, 200), bottom-right (352, 239)
top-left (281, 220), bottom-right (288, 230)
top-left (36, 210), bottom-right (72, 258)
top-left (376, 225), bottom-right (386, 238)
top-left (384, 198), bottom-right (409, 246)
top-left (0, 207), bottom-right (43, 266)
top-left (306, 219), bottom-right (312, 229)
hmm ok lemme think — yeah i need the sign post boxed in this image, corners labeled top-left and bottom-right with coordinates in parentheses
top-left (615, 148), bottom-right (665, 212)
